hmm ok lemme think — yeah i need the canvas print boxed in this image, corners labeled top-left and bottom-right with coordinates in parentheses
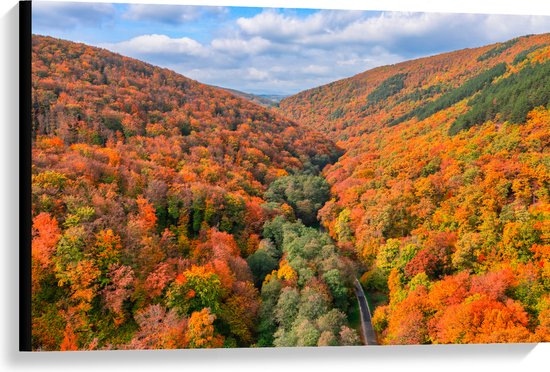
top-left (25, 0), bottom-right (550, 350)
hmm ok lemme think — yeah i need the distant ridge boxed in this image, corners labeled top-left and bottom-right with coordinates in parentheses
top-left (216, 86), bottom-right (287, 107)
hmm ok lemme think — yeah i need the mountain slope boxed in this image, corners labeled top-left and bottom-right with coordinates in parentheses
top-left (30, 35), bottom-right (344, 350)
top-left (280, 33), bottom-right (550, 145)
top-left (279, 33), bottom-right (550, 344)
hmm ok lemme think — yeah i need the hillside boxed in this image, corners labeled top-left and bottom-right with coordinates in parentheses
top-left (279, 33), bottom-right (550, 344)
top-left (30, 36), bottom-right (353, 350)
top-left (281, 33), bottom-right (550, 145)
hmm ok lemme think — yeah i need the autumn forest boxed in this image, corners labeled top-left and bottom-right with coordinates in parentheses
top-left (30, 32), bottom-right (550, 350)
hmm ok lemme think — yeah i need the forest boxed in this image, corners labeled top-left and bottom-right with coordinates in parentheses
top-left (31, 32), bottom-right (550, 349)
top-left (280, 33), bottom-right (550, 344)
top-left (31, 35), bottom-right (351, 350)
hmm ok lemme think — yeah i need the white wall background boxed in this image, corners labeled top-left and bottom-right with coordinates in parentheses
top-left (1, 1), bottom-right (549, 371)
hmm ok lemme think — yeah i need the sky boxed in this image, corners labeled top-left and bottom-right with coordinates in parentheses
top-left (33, 1), bottom-right (550, 95)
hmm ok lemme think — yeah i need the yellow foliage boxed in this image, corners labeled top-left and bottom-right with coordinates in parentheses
top-left (276, 259), bottom-right (297, 282)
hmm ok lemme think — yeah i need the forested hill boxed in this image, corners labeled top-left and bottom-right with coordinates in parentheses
top-left (280, 33), bottom-right (550, 145)
top-left (32, 35), bottom-right (339, 173)
top-left (279, 33), bottom-right (550, 344)
top-left (31, 36), bottom-right (349, 350)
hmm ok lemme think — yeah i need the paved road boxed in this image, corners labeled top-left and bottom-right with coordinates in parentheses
top-left (354, 278), bottom-right (378, 345)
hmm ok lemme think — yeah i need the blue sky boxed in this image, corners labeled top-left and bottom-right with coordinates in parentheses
top-left (33, 1), bottom-right (550, 95)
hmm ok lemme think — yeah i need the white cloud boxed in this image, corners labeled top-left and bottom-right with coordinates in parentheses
top-left (123, 4), bottom-right (228, 24)
top-left (94, 9), bottom-right (550, 95)
top-left (104, 34), bottom-right (208, 60)
top-left (236, 10), bottom-right (550, 53)
top-left (301, 64), bottom-right (330, 76)
top-left (236, 9), bottom-right (365, 41)
top-left (33, 2), bottom-right (115, 30)
top-left (211, 37), bottom-right (271, 56)
top-left (246, 67), bottom-right (271, 81)
top-left (480, 13), bottom-right (550, 40)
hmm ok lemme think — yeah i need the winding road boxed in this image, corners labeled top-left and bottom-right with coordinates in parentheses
top-left (354, 278), bottom-right (378, 345)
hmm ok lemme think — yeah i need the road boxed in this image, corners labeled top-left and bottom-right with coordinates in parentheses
top-left (354, 278), bottom-right (378, 345)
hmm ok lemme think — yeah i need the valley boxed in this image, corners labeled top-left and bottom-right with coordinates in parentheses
top-left (30, 32), bottom-right (550, 349)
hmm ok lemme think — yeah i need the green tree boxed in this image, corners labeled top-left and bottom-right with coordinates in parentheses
top-left (166, 266), bottom-right (222, 316)
top-left (275, 287), bottom-right (300, 330)
top-left (265, 174), bottom-right (330, 226)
